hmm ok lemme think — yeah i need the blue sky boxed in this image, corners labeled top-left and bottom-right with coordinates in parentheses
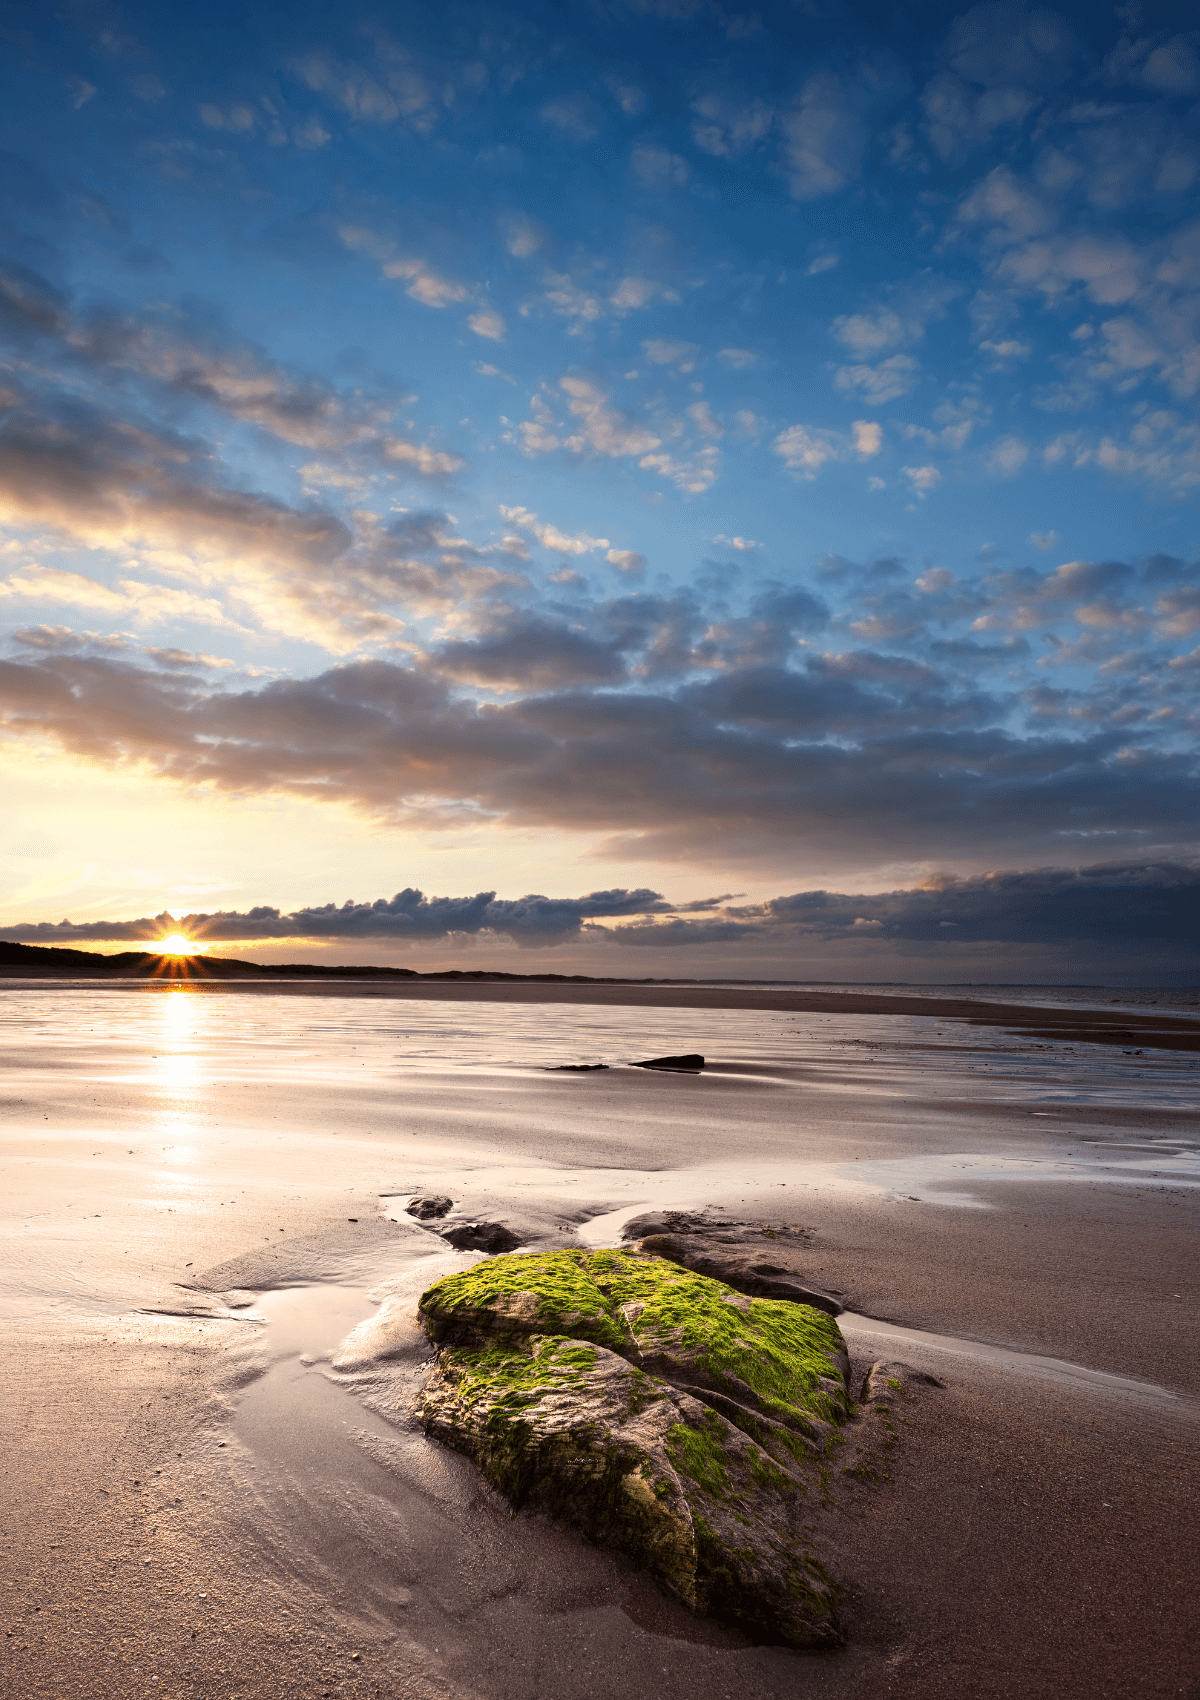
top-left (2, 0), bottom-right (1198, 976)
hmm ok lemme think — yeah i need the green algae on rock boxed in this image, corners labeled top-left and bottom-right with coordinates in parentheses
top-left (417, 1249), bottom-right (854, 1647)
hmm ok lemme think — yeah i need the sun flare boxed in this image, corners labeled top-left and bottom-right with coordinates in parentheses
top-left (157, 932), bottom-right (197, 956)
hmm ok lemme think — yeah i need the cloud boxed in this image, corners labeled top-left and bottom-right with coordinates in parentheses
top-left (642, 338), bottom-right (699, 369)
top-left (1, 640), bottom-right (1196, 871)
top-left (901, 463), bottom-right (942, 497)
top-left (559, 377), bottom-right (662, 458)
top-left (834, 355), bottom-right (919, 404)
top-left (1141, 36), bottom-right (1200, 95)
top-left (988, 435), bottom-right (1030, 476)
top-left (780, 72), bottom-right (872, 198)
top-left (773, 421), bottom-right (881, 480)
top-left (499, 505), bottom-right (610, 556)
top-left (295, 50), bottom-right (432, 129)
top-left (433, 615), bottom-right (628, 690)
top-left (339, 226), bottom-right (467, 308)
top-left (631, 147), bottom-right (690, 188)
top-left (198, 103), bottom-right (256, 132)
top-left (718, 348), bottom-right (757, 369)
top-left (832, 311), bottom-right (910, 358)
top-left (539, 94), bottom-right (600, 142)
top-left (383, 440), bottom-right (466, 476)
top-left (467, 308), bottom-right (506, 341)
top-left (606, 549), bottom-right (646, 574)
top-left (506, 218), bottom-right (542, 258)
top-left (691, 94), bottom-right (771, 159)
top-left (11, 863), bottom-right (1199, 959)
top-left (5, 886), bottom-right (672, 947)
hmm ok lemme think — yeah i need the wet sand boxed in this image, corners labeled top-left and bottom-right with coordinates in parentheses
top-left (2, 984), bottom-right (1198, 1698)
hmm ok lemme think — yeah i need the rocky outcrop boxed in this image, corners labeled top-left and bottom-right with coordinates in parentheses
top-left (622, 1210), bottom-right (846, 1315)
top-left (416, 1249), bottom-right (855, 1647)
top-left (632, 1053), bottom-right (705, 1071)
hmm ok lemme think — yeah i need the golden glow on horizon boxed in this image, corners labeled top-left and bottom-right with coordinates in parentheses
top-left (157, 932), bottom-right (198, 956)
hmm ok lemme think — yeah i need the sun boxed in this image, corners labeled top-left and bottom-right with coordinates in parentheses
top-left (157, 932), bottom-right (198, 956)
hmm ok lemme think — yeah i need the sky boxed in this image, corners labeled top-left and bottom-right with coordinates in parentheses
top-left (1, 0), bottom-right (1198, 980)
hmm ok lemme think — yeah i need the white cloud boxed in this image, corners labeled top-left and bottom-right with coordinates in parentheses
top-left (381, 257), bottom-right (466, 308)
top-left (339, 226), bottom-right (468, 308)
top-left (383, 440), bottom-right (466, 476)
top-left (642, 338), bottom-right (699, 370)
top-left (834, 355), bottom-right (919, 404)
top-left (851, 420), bottom-right (882, 456)
top-left (0, 565), bottom-right (251, 632)
top-left (712, 535), bottom-right (759, 551)
top-left (719, 348), bottom-right (758, 370)
top-left (832, 310), bottom-right (909, 357)
top-left (1029, 530), bottom-right (1060, 550)
top-left (606, 548), bottom-right (646, 574)
top-left (638, 447), bottom-right (720, 494)
top-left (773, 418), bottom-right (882, 480)
top-left (979, 338), bottom-right (1032, 363)
top-left (559, 377), bottom-right (662, 458)
top-left (611, 276), bottom-right (670, 312)
top-left (467, 307), bottom-right (506, 341)
top-left (808, 252), bottom-right (839, 275)
top-left (901, 464), bottom-right (942, 497)
top-left (499, 506), bottom-right (610, 556)
top-left (507, 218), bottom-right (541, 258)
top-left (687, 400), bottom-right (723, 439)
top-left (772, 424), bottom-right (845, 480)
top-left (988, 435), bottom-right (1030, 476)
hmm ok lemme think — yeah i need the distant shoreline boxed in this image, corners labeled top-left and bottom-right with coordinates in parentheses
top-left (3, 941), bottom-right (1199, 1053)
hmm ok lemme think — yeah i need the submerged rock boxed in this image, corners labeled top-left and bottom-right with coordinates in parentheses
top-left (417, 1249), bottom-right (854, 1647)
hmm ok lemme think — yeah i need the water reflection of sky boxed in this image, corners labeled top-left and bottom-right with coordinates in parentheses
top-left (1, 985), bottom-right (1198, 1115)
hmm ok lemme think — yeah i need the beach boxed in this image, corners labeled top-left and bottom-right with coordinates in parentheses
top-left (2, 979), bottom-right (1198, 1699)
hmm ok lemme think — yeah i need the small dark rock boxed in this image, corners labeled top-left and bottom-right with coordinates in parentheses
top-left (545, 1063), bottom-right (609, 1071)
top-left (439, 1221), bottom-right (522, 1253)
top-left (632, 1053), bottom-right (705, 1071)
top-left (406, 1195), bottom-right (453, 1220)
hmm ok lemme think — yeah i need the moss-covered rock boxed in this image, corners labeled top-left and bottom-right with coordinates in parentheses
top-left (417, 1249), bottom-right (854, 1647)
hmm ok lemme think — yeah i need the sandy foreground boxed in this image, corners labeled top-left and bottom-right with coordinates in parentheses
top-left (1, 979), bottom-right (1198, 1700)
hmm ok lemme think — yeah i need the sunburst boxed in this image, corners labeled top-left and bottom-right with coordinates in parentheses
top-left (156, 932), bottom-right (197, 956)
